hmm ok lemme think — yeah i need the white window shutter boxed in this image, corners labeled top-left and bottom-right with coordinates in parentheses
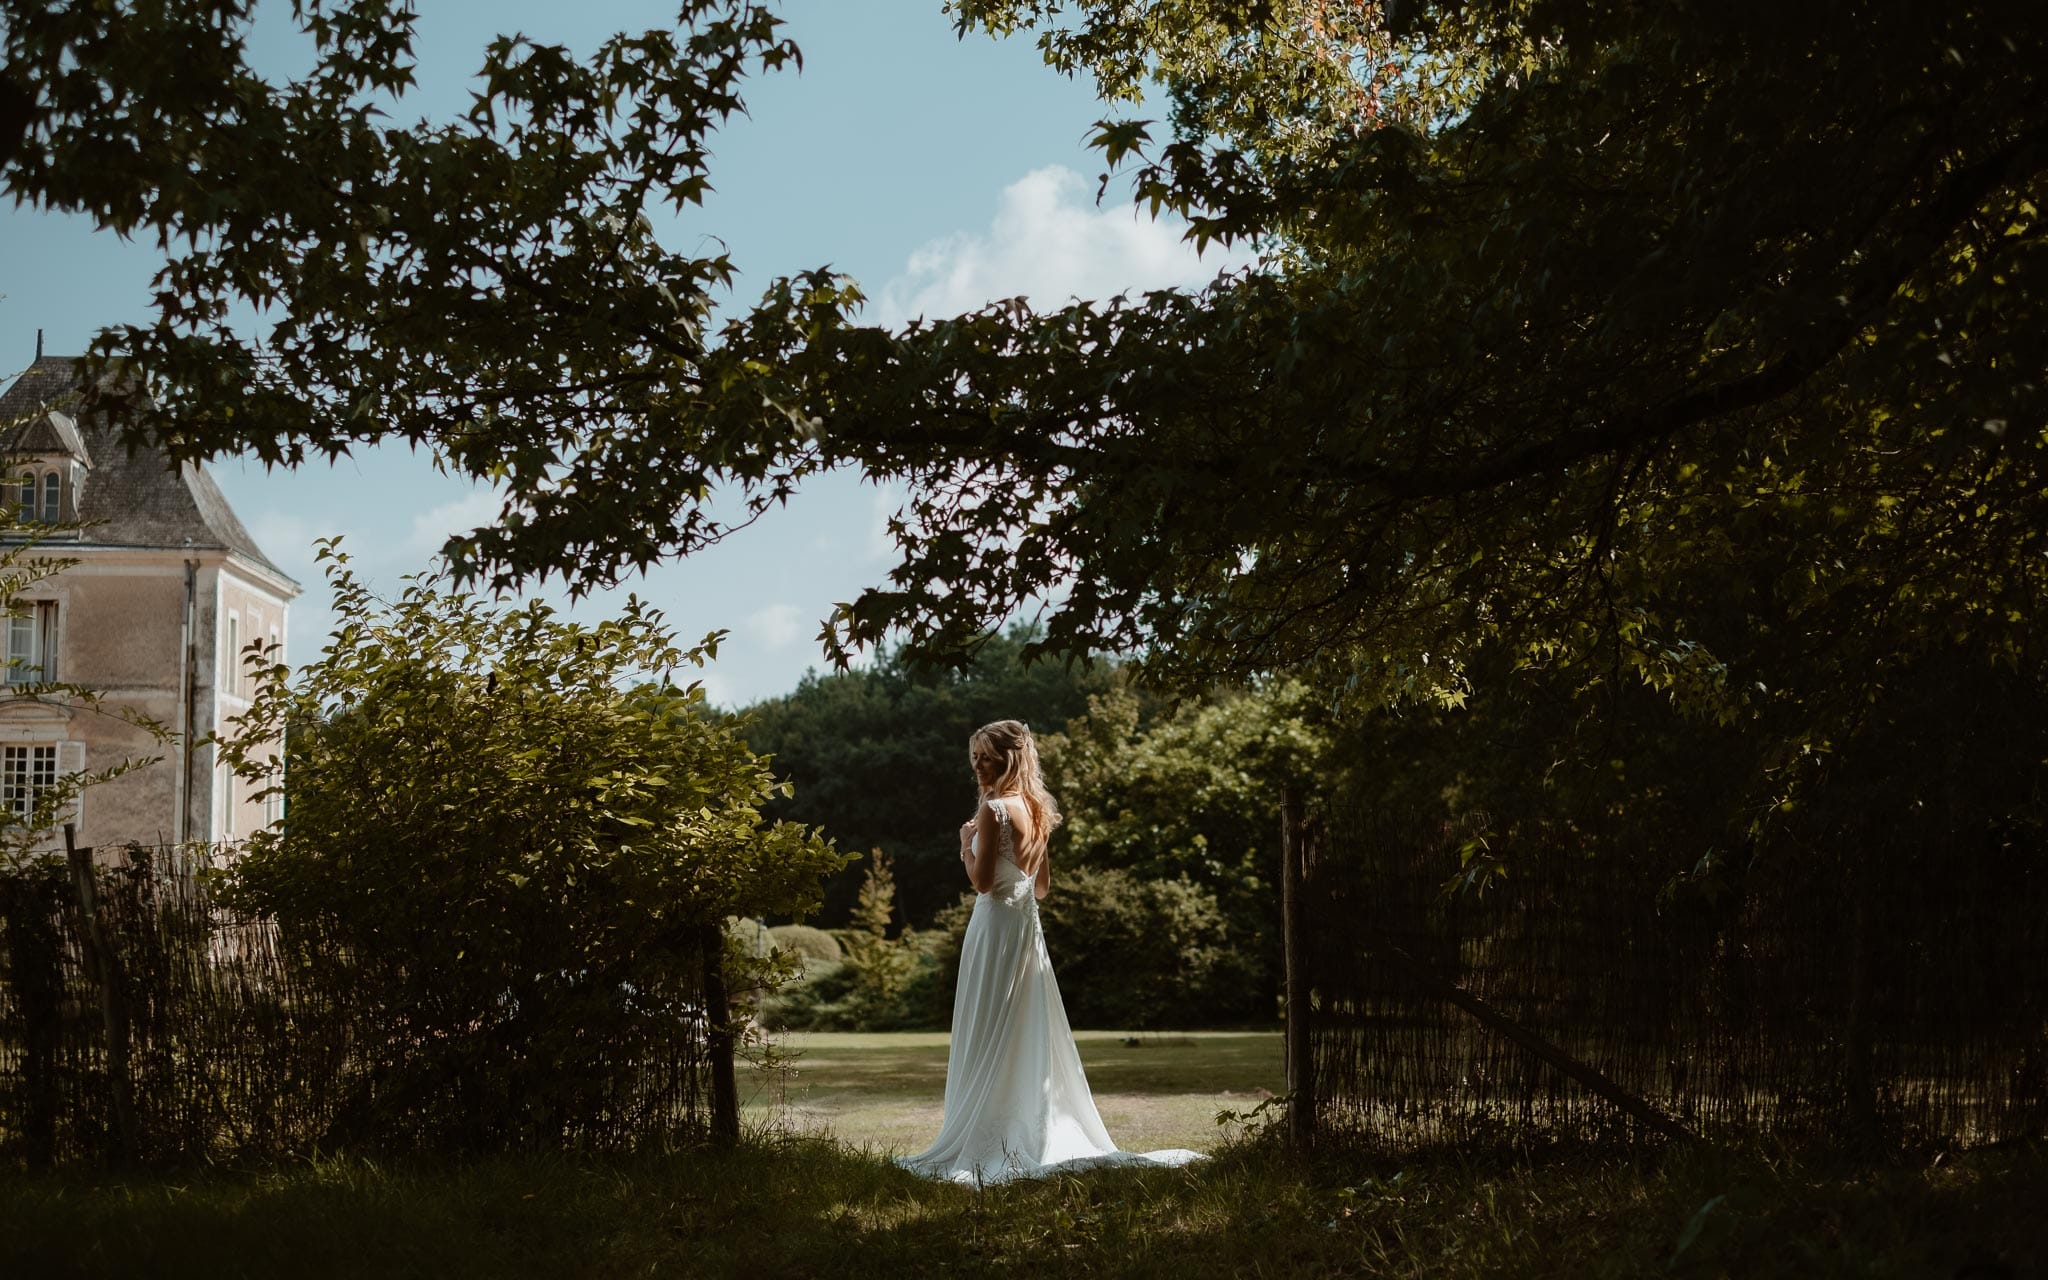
top-left (39, 602), bottom-right (57, 683)
top-left (57, 740), bottom-right (85, 827)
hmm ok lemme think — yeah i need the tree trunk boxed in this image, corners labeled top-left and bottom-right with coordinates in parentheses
top-left (701, 924), bottom-right (739, 1146)
top-left (1281, 786), bottom-right (1314, 1156)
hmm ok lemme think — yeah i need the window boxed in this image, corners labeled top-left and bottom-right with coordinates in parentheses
top-left (14, 472), bottom-right (32, 520)
top-left (5, 601), bottom-right (56, 685)
top-left (3, 744), bottom-right (57, 822)
top-left (41, 471), bottom-right (58, 523)
top-left (224, 612), bottom-right (240, 698)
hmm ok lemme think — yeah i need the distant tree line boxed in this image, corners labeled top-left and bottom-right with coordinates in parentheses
top-left (737, 632), bottom-right (1333, 1028)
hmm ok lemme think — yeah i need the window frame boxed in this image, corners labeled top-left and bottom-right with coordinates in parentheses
top-left (2, 743), bottom-right (58, 824)
top-left (4, 599), bottom-right (55, 685)
top-left (223, 610), bottom-right (240, 699)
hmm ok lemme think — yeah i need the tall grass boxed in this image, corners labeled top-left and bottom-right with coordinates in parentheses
top-left (3, 1128), bottom-right (2038, 1278)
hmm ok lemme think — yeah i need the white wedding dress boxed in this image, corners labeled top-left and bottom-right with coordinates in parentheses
top-left (895, 796), bottom-right (1207, 1186)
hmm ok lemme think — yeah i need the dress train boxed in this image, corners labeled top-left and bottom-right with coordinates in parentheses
top-left (894, 796), bottom-right (1207, 1186)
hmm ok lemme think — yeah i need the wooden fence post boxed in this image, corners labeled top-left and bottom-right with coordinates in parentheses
top-left (1281, 786), bottom-right (1314, 1156)
top-left (0, 874), bottom-right (61, 1171)
top-left (67, 825), bottom-right (138, 1165)
top-left (700, 923), bottom-right (739, 1147)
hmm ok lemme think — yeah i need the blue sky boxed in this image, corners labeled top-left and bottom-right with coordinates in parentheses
top-left (0, 1), bottom-right (1243, 707)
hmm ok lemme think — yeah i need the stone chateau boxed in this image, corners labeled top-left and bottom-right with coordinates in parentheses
top-left (0, 355), bottom-right (299, 850)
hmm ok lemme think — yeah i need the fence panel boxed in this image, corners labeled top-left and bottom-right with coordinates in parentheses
top-left (1303, 802), bottom-right (2048, 1150)
top-left (0, 843), bottom-right (727, 1168)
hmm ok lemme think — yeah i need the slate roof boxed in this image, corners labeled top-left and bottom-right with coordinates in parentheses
top-left (0, 356), bottom-right (296, 587)
top-left (4, 405), bottom-right (92, 463)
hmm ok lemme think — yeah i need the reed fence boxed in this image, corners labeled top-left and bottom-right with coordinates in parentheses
top-left (1291, 798), bottom-right (2048, 1151)
top-left (0, 838), bottom-right (732, 1169)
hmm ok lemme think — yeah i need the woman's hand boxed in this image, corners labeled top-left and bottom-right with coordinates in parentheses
top-left (958, 819), bottom-right (975, 862)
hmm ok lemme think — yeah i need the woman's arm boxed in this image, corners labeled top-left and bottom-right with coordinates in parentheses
top-left (1033, 854), bottom-right (1050, 901)
top-left (967, 798), bottom-right (1001, 894)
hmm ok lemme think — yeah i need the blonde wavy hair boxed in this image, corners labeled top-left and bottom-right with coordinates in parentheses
top-left (970, 719), bottom-right (1062, 877)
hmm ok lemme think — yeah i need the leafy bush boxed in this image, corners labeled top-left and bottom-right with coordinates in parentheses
top-left (1037, 867), bottom-right (1258, 1030)
top-left (902, 871), bottom-right (1254, 1032)
top-left (217, 545), bottom-right (846, 1152)
top-left (728, 916), bottom-right (774, 959)
top-left (912, 893), bottom-right (976, 1027)
top-left (1040, 681), bottom-right (1329, 1019)
top-left (840, 851), bottom-right (916, 1012)
top-left (766, 924), bottom-right (842, 966)
top-left (756, 958), bottom-right (857, 1031)
top-left (759, 855), bottom-right (953, 1032)
top-left (769, 858), bottom-right (1256, 1033)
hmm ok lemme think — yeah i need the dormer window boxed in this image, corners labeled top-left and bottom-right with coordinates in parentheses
top-left (10, 469), bottom-right (66, 524)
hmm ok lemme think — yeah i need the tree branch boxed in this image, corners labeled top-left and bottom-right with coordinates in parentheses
top-left (1352, 124), bottom-right (2048, 503)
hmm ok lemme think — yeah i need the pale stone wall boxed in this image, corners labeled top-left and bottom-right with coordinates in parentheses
top-left (49, 559), bottom-right (188, 850)
top-left (214, 567), bottom-right (290, 841)
top-left (0, 549), bottom-right (295, 853)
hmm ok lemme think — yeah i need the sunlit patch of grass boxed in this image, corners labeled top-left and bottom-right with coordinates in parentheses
top-left (745, 1029), bottom-right (1283, 1154)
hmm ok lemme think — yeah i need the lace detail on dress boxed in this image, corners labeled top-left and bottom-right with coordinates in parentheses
top-left (986, 795), bottom-right (1016, 864)
top-left (979, 797), bottom-right (1031, 907)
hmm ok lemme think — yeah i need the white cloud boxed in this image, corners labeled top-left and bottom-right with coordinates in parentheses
top-left (691, 668), bottom-right (735, 711)
top-left (745, 602), bottom-right (805, 651)
top-left (874, 166), bottom-right (1251, 326)
top-left (404, 487), bottom-right (504, 560)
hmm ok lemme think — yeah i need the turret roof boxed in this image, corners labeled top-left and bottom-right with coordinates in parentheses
top-left (0, 356), bottom-right (295, 588)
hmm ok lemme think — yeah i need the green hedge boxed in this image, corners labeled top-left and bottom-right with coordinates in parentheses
top-left (763, 871), bottom-right (1258, 1033)
top-left (767, 924), bottom-right (843, 965)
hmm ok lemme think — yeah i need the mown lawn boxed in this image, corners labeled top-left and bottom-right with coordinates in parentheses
top-left (744, 1029), bottom-right (1283, 1155)
top-left (2, 1031), bottom-right (2039, 1279)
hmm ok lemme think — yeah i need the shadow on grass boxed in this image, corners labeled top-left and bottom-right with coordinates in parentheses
top-left (5, 1132), bottom-right (2041, 1280)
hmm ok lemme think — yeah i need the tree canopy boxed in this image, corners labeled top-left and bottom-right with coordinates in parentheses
top-left (736, 624), bottom-right (1110, 926)
top-left (8, 1), bottom-right (2046, 841)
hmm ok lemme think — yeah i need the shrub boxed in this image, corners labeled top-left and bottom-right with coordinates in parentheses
top-left (728, 916), bottom-right (774, 958)
top-left (840, 851), bottom-right (915, 1012)
top-left (756, 958), bottom-right (856, 1031)
top-left (1037, 867), bottom-right (1258, 1029)
top-left (766, 924), bottom-right (842, 966)
top-left (757, 856), bottom-right (954, 1032)
top-left (914, 893), bottom-right (976, 1027)
top-left (216, 546), bottom-right (847, 1152)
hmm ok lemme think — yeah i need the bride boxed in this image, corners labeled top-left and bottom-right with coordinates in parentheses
top-left (894, 719), bottom-right (1206, 1185)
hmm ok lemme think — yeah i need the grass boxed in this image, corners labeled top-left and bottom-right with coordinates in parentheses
top-left (2, 1031), bottom-right (2040, 1278)
top-left (744, 1029), bottom-right (1283, 1155)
